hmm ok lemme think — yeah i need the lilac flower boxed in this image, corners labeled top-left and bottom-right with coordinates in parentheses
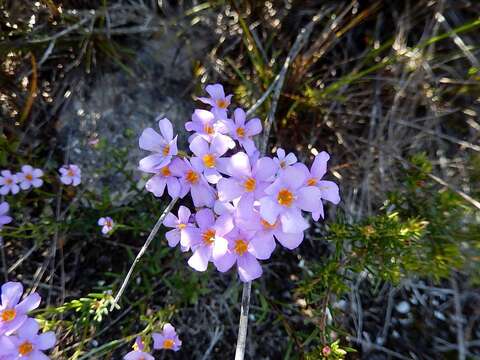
top-left (235, 197), bottom-right (304, 254)
top-left (0, 202), bottom-right (12, 228)
top-left (163, 206), bottom-right (197, 251)
top-left (139, 117), bottom-right (178, 172)
top-left (0, 335), bottom-right (15, 358)
top-left (295, 151), bottom-right (340, 220)
top-left (185, 109), bottom-right (231, 144)
top-left (124, 337), bottom-right (154, 360)
top-left (144, 158), bottom-right (181, 199)
top-left (187, 208), bottom-right (233, 272)
top-left (273, 148), bottom-right (297, 173)
top-left (17, 165), bottom-right (43, 190)
top-left (170, 159), bottom-right (215, 207)
top-left (0, 171), bottom-right (19, 196)
top-left (0, 282), bottom-right (41, 336)
top-left (153, 323), bottom-right (182, 352)
top-left (217, 152), bottom-right (276, 203)
top-left (222, 108), bottom-right (262, 154)
top-left (8, 318), bottom-right (55, 359)
top-left (197, 83), bottom-right (232, 119)
top-left (59, 165), bottom-right (81, 186)
top-left (98, 217), bottom-right (114, 235)
top-left (213, 228), bottom-right (263, 282)
top-left (189, 136), bottom-right (232, 184)
top-left (259, 166), bottom-right (322, 233)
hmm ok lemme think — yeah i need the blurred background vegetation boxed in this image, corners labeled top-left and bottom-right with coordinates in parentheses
top-left (1, 0), bottom-right (479, 359)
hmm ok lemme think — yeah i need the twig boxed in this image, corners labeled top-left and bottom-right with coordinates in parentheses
top-left (0, 237), bottom-right (8, 282)
top-left (201, 327), bottom-right (224, 360)
top-left (110, 197), bottom-right (178, 311)
top-left (450, 276), bottom-right (466, 360)
top-left (234, 281), bottom-right (251, 360)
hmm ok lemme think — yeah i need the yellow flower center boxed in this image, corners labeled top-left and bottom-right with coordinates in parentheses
top-left (202, 229), bottom-right (216, 245)
top-left (204, 124), bottom-right (214, 135)
top-left (67, 169), bottom-right (75, 177)
top-left (279, 160), bottom-right (286, 169)
top-left (243, 177), bottom-right (256, 192)
top-left (26, 173), bottom-right (33, 181)
top-left (106, 219), bottom-right (112, 227)
top-left (1, 308), bottom-right (16, 322)
top-left (5, 178), bottom-right (12, 185)
top-left (277, 188), bottom-right (294, 207)
top-left (178, 223), bottom-right (187, 230)
top-left (202, 154), bottom-right (216, 168)
top-left (236, 127), bottom-right (245, 138)
top-left (162, 144), bottom-right (170, 156)
top-left (261, 219), bottom-right (277, 230)
top-left (163, 339), bottom-right (174, 349)
top-left (306, 177), bottom-right (317, 186)
top-left (161, 166), bottom-right (171, 177)
top-left (185, 170), bottom-right (199, 184)
top-left (234, 239), bottom-right (248, 255)
top-left (18, 341), bottom-right (33, 356)
top-left (216, 99), bottom-right (228, 109)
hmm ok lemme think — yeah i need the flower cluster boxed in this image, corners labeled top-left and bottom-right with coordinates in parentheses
top-left (139, 84), bottom-right (340, 282)
top-left (0, 166), bottom-right (44, 196)
top-left (0, 282), bottom-right (56, 359)
top-left (124, 323), bottom-right (181, 359)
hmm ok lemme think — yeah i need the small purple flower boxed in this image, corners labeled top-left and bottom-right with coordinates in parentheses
top-left (17, 165), bottom-right (43, 190)
top-left (0, 335), bottom-right (15, 358)
top-left (0, 202), bottom-right (12, 228)
top-left (152, 323), bottom-right (182, 352)
top-left (163, 206), bottom-right (197, 251)
top-left (189, 135), bottom-right (232, 184)
top-left (187, 208), bottom-right (233, 272)
top-left (124, 337), bottom-right (154, 360)
top-left (222, 108), bottom-right (262, 154)
top-left (98, 217), bottom-right (114, 235)
top-left (217, 152), bottom-right (276, 203)
top-left (170, 159), bottom-right (215, 207)
top-left (0, 171), bottom-right (19, 196)
top-left (259, 166), bottom-right (321, 233)
top-left (185, 109), bottom-right (229, 143)
top-left (0, 282), bottom-right (41, 336)
top-left (295, 151), bottom-right (340, 220)
top-left (144, 158), bottom-right (182, 199)
top-left (197, 83), bottom-right (232, 120)
top-left (8, 318), bottom-right (56, 359)
top-left (273, 148), bottom-right (297, 173)
top-left (213, 227), bottom-right (263, 282)
top-left (139, 117), bottom-right (178, 173)
top-left (59, 165), bottom-right (81, 186)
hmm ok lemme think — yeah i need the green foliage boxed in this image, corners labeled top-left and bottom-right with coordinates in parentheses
top-left (305, 340), bottom-right (356, 360)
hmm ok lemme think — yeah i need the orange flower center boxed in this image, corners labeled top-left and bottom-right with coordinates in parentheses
top-left (243, 177), bottom-right (256, 192)
top-left (161, 166), bottom-right (171, 177)
top-left (216, 99), bottom-right (228, 109)
top-left (5, 178), bottom-right (12, 185)
top-left (185, 170), bottom-right (199, 184)
top-left (261, 219), bottom-right (277, 230)
top-left (202, 229), bottom-right (216, 245)
top-left (162, 144), bottom-right (170, 156)
top-left (1, 308), bottom-right (16, 322)
top-left (178, 223), bottom-right (187, 230)
top-left (306, 177), bottom-right (317, 186)
top-left (204, 124), bottom-right (214, 135)
top-left (277, 188), bottom-right (294, 207)
top-left (202, 154), bottom-right (216, 168)
top-left (26, 173), bottom-right (33, 181)
top-left (236, 127), bottom-right (245, 138)
top-left (234, 239), bottom-right (248, 255)
top-left (18, 341), bottom-right (33, 356)
top-left (163, 339), bottom-right (175, 349)
top-left (279, 160), bottom-right (286, 169)
top-left (67, 169), bottom-right (75, 177)
top-left (106, 219), bottom-right (112, 227)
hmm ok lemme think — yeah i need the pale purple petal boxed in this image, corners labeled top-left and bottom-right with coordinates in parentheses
top-left (1, 282), bottom-right (23, 308)
top-left (213, 252), bottom-right (236, 272)
top-left (211, 134), bottom-right (233, 156)
top-left (217, 178), bottom-right (243, 202)
top-left (177, 206), bottom-right (191, 224)
top-left (15, 293), bottom-right (41, 314)
top-left (158, 118), bottom-right (174, 141)
top-left (17, 318), bottom-right (39, 340)
top-left (245, 117), bottom-right (262, 135)
top-left (28, 350), bottom-right (50, 360)
top-left (249, 233), bottom-right (276, 260)
top-left (274, 231), bottom-right (304, 250)
top-left (311, 151), bottom-right (330, 179)
top-left (188, 246), bottom-right (211, 272)
top-left (139, 128), bottom-right (163, 152)
top-left (36, 332), bottom-right (56, 350)
top-left (259, 197), bottom-right (282, 225)
top-left (195, 208), bottom-right (215, 229)
top-left (0, 215), bottom-right (12, 225)
top-left (145, 175), bottom-right (167, 197)
top-left (253, 157), bottom-right (276, 181)
top-left (318, 180), bottom-right (340, 204)
top-left (280, 209), bottom-right (309, 233)
top-left (233, 108), bottom-right (246, 126)
top-left (139, 154), bottom-right (171, 173)
top-left (32, 169), bottom-right (43, 177)
top-left (166, 230), bottom-right (180, 247)
top-left (97, 217), bottom-right (106, 226)
top-left (206, 84), bottom-right (225, 99)
top-left (296, 186), bottom-right (322, 212)
top-left (189, 136), bottom-right (209, 157)
top-left (204, 168), bottom-right (222, 184)
top-left (214, 213), bottom-right (234, 237)
top-left (0, 202), bottom-right (9, 215)
top-left (32, 179), bottom-right (43, 188)
top-left (237, 253), bottom-right (262, 282)
top-left (166, 177), bottom-right (181, 198)
top-left (226, 152), bottom-right (251, 178)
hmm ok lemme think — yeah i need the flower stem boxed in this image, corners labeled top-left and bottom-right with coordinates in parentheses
top-left (234, 281), bottom-right (251, 360)
top-left (110, 197), bottom-right (178, 311)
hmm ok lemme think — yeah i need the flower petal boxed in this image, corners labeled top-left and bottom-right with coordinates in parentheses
top-left (311, 151), bottom-right (330, 179)
top-left (280, 209), bottom-right (309, 233)
top-left (1, 282), bottom-right (23, 308)
top-left (296, 186), bottom-right (322, 212)
top-left (274, 231), bottom-right (304, 250)
top-left (195, 208), bottom-right (215, 229)
top-left (16, 292), bottom-right (41, 314)
top-left (259, 196), bottom-right (282, 225)
top-left (318, 180), bottom-right (340, 204)
top-left (36, 331), bottom-right (56, 350)
top-left (158, 117), bottom-right (173, 141)
top-left (188, 246), bottom-right (211, 272)
top-left (237, 253), bottom-right (262, 282)
top-left (249, 233), bottom-right (276, 260)
top-left (139, 128), bottom-right (163, 152)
